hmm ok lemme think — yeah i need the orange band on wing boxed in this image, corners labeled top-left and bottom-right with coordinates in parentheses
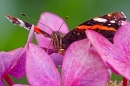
top-left (34, 26), bottom-right (51, 38)
top-left (34, 26), bottom-right (42, 34)
top-left (76, 25), bottom-right (116, 31)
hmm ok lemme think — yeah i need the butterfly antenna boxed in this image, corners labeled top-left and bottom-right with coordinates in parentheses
top-left (58, 16), bottom-right (69, 32)
top-left (21, 13), bottom-right (53, 31)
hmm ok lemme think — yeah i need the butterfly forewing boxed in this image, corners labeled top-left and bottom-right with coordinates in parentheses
top-left (62, 12), bottom-right (126, 50)
top-left (6, 15), bottom-right (65, 54)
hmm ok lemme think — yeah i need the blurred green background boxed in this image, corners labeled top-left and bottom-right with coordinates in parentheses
top-left (1, 0), bottom-right (130, 85)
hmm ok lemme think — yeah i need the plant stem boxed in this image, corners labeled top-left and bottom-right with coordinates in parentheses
top-left (3, 74), bottom-right (14, 86)
top-left (123, 77), bottom-right (127, 86)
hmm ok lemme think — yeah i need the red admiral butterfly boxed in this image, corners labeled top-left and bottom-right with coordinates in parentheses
top-left (6, 12), bottom-right (126, 54)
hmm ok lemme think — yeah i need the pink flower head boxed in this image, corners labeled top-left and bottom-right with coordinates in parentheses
top-left (86, 22), bottom-right (130, 80)
top-left (35, 12), bottom-right (69, 49)
top-left (0, 48), bottom-right (23, 86)
top-left (0, 25), bottom-right (34, 86)
top-left (15, 39), bottom-right (109, 86)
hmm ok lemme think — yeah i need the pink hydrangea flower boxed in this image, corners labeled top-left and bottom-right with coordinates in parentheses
top-left (86, 22), bottom-right (130, 80)
top-left (0, 25), bottom-right (34, 86)
top-left (14, 39), bottom-right (109, 86)
top-left (36, 12), bottom-right (69, 49)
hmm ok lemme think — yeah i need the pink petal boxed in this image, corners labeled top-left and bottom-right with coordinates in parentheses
top-left (0, 48), bottom-right (23, 85)
top-left (114, 22), bottom-right (130, 61)
top-left (26, 25), bottom-right (34, 44)
top-left (0, 79), bottom-right (4, 86)
top-left (9, 25), bottom-right (34, 78)
top-left (86, 30), bottom-right (128, 75)
top-left (26, 43), bottom-right (61, 86)
top-left (35, 34), bottom-right (53, 49)
top-left (37, 12), bottom-right (69, 34)
top-left (0, 52), bottom-right (12, 74)
top-left (1, 48), bottom-right (23, 75)
top-left (62, 39), bottom-right (109, 86)
top-left (86, 30), bottom-right (124, 63)
top-left (104, 22), bottom-right (130, 80)
top-left (13, 84), bottom-right (30, 86)
top-left (41, 47), bottom-right (56, 55)
top-left (0, 52), bottom-right (12, 86)
top-left (50, 53), bottom-right (63, 68)
top-left (8, 52), bottom-right (26, 78)
top-left (36, 12), bottom-right (69, 48)
top-left (107, 57), bottom-right (130, 80)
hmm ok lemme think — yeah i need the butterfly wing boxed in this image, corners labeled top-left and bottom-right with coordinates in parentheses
top-left (62, 12), bottom-right (126, 50)
top-left (6, 15), bottom-right (51, 38)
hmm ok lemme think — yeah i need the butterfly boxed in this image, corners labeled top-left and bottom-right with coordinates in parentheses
top-left (6, 12), bottom-right (126, 54)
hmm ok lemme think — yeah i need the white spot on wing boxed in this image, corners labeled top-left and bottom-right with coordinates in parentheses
top-left (93, 17), bottom-right (107, 22)
top-left (121, 12), bottom-right (126, 18)
top-left (107, 14), bottom-right (112, 17)
top-left (108, 24), bottom-right (111, 26)
top-left (110, 20), bottom-right (115, 23)
top-left (17, 18), bottom-right (30, 31)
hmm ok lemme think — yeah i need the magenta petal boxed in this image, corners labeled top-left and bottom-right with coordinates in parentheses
top-left (50, 53), bottom-right (63, 68)
top-left (8, 52), bottom-right (26, 78)
top-left (114, 22), bottom-right (130, 60)
top-left (0, 79), bottom-right (4, 86)
top-left (0, 52), bottom-right (12, 86)
top-left (26, 43), bottom-right (61, 86)
top-left (1, 48), bottom-right (23, 75)
top-left (35, 34), bottom-right (53, 49)
top-left (0, 48), bottom-right (23, 85)
top-left (41, 47), bottom-right (56, 55)
top-left (13, 84), bottom-right (30, 86)
top-left (86, 30), bottom-right (125, 74)
top-left (36, 12), bottom-right (69, 48)
top-left (107, 57), bottom-right (130, 80)
top-left (9, 25), bottom-right (34, 78)
top-left (37, 12), bottom-right (69, 34)
top-left (62, 39), bottom-right (109, 86)
top-left (0, 52), bottom-right (14, 74)
top-left (26, 25), bottom-right (34, 44)
top-left (86, 30), bottom-right (124, 63)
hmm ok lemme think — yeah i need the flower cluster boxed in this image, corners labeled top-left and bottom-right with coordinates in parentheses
top-left (1, 12), bottom-right (130, 86)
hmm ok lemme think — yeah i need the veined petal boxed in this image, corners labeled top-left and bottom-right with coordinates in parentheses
top-left (114, 22), bottom-right (130, 62)
top-left (13, 84), bottom-right (30, 86)
top-left (36, 12), bottom-right (69, 48)
top-left (8, 52), bottom-right (26, 78)
top-left (86, 30), bottom-right (124, 63)
top-left (0, 48), bottom-right (23, 75)
top-left (0, 48), bottom-right (23, 85)
top-left (9, 25), bottom-right (34, 78)
top-left (62, 39), bottom-right (109, 86)
top-left (0, 78), bottom-right (5, 86)
top-left (107, 57), bottom-right (130, 80)
top-left (37, 12), bottom-right (69, 34)
top-left (26, 43), bottom-right (61, 86)
top-left (42, 47), bottom-right (56, 55)
top-left (35, 34), bottom-right (53, 49)
top-left (0, 52), bottom-right (12, 86)
top-left (50, 53), bottom-right (63, 68)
